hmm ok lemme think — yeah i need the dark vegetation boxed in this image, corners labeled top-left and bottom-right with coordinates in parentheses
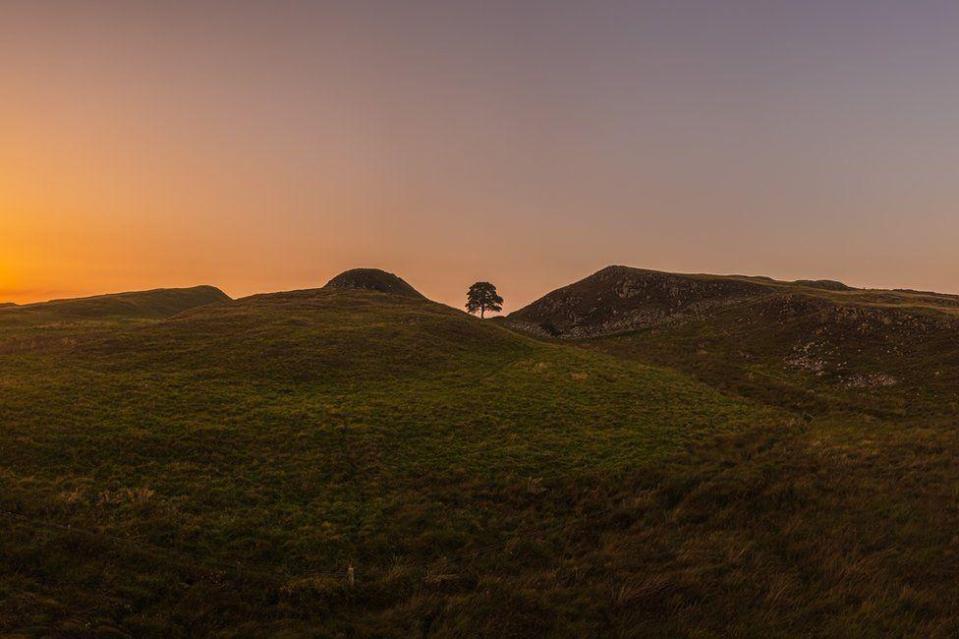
top-left (323, 268), bottom-right (425, 299)
top-left (508, 265), bottom-right (959, 417)
top-left (508, 266), bottom-right (774, 338)
top-left (3, 266), bottom-right (959, 637)
top-left (465, 282), bottom-right (503, 318)
top-left (0, 286), bottom-right (229, 323)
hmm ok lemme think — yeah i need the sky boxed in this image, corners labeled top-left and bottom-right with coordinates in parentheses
top-left (3, 1), bottom-right (959, 312)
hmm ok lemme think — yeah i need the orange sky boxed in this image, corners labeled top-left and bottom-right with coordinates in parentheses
top-left (3, 2), bottom-right (959, 312)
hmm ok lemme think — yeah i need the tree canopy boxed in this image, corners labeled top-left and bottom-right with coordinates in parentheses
top-left (466, 282), bottom-right (503, 319)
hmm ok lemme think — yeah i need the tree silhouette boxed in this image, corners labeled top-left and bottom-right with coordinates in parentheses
top-left (466, 282), bottom-right (503, 319)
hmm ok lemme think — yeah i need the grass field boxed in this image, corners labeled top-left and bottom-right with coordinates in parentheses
top-left (2, 285), bottom-right (959, 637)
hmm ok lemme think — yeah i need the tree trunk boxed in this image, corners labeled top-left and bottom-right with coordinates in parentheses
top-left (480, 305), bottom-right (485, 319)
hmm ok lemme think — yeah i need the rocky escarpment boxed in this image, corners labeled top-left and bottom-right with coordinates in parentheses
top-left (760, 294), bottom-right (959, 388)
top-left (508, 266), bottom-right (774, 338)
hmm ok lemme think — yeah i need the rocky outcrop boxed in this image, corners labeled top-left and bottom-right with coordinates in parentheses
top-left (508, 266), bottom-right (773, 338)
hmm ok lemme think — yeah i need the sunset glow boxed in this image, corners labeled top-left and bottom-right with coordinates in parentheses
top-left (7, 3), bottom-right (959, 634)
top-left (3, 1), bottom-right (959, 310)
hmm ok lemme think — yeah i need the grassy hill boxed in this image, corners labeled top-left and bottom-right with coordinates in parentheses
top-left (508, 266), bottom-right (775, 338)
top-left (0, 286), bottom-right (230, 324)
top-left (587, 292), bottom-right (959, 417)
top-left (511, 265), bottom-right (959, 415)
top-left (323, 267), bottom-right (425, 299)
top-left (0, 286), bottom-right (789, 637)
top-left (4, 274), bottom-right (959, 636)
top-left (0, 286), bottom-right (231, 362)
top-left (508, 265), bottom-right (959, 339)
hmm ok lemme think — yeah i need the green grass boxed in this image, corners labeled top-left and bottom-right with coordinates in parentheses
top-left (586, 291), bottom-right (959, 418)
top-left (0, 285), bottom-right (229, 324)
top-left (4, 286), bottom-right (959, 637)
top-left (0, 289), bottom-right (787, 637)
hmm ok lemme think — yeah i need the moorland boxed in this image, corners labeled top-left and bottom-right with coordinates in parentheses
top-left (3, 266), bottom-right (959, 638)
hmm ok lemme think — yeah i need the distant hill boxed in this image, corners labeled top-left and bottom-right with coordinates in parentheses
top-left (109, 287), bottom-right (521, 384)
top-left (508, 265), bottom-right (959, 416)
top-left (5, 273), bottom-right (959, 635)
top-left (508, 265), bottom-right (775, 338)
top-left (793, 278), bottom-right (853, 291)
top-left (323, 268), bottom-right (424, 298)
top-left (509, 265), bottom-right (959, 339)
top-left (0, 285), bottom-right (230, 322)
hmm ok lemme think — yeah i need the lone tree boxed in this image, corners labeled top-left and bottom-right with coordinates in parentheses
top-left (466, 282), bottom-right (503, 319)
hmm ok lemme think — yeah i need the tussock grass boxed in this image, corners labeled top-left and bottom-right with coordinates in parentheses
top-left (2, 288), bottom-right (957, 636)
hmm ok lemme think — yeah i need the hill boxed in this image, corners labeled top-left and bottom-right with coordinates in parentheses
top-left (508, 265), bottom-right (776, 337)
top-left (509, 266), bottom-right (959, 415)
top-left (324, 268), bottom-right (425, 298)
top-left (508, 265), bottom-right (959, 339)
top-left (1, 285), bottom-right (789, 637)
top-left (793, 279), bottom-right (853, 291)
top-left (0, 285), bottom-right (230, 323)
top-left (5, 275), bottom-right (959, 636)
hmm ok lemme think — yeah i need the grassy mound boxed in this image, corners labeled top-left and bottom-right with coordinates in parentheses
top-left (509, 265), bottom-right (959, 340)
top-left (324, 268), bottom-right (425, 299)
top-left (511, 265), bottom-right (959, 415)
top-left (0, 285), bottom-right (229, 323)
top-left (5, 281), bottom-right (959, 636)
top-left (508, 265), bottom-right (774, 338)
top-left (792, 279), bottom-right (853, 291)
top-left (0, 287), bottom-right (781, 637)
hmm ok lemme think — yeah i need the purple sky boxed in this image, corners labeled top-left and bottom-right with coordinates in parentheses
top-left (3, 1), bottom-right (959, 310)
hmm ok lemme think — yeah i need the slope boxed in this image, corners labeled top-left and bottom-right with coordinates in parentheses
top-left (0, 285), bottom-right (230, 323)
top-left (507, 265), bottom-right (776, 338)
top-left (511, 265), bottom-right (959, 415)
top-left (589, 291), bottom-right (959, 417)
top-left (324, 268), bottom-right (425, 298)
top-left (1, 286), bottom-right (787, 637)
